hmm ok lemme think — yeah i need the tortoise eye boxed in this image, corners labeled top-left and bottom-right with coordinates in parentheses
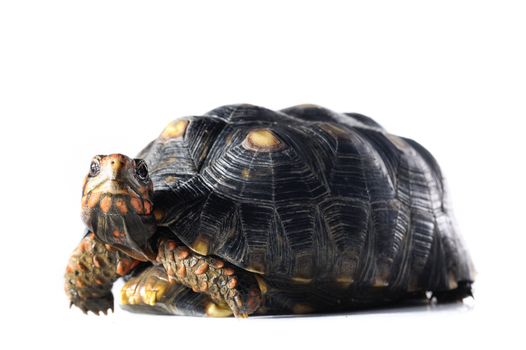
top-left (89, 159), bottom-right (100, 177)
top-left (135, 159), bottom-right (149, 182)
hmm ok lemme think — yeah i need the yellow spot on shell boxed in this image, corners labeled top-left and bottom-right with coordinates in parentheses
top-left (386, 134), bottom-right (409, 150)
top-left (320, 123), bottom-right (349, 137)
top-left (164, 175), bottom-right (177, 183)
top-left (206, 303), bottom-right (233, 317)
top-left (296, 103), bottom-right (321, 109)
top-left (142, 289), bottom-right (158, 306)
top-left (336, 276), bottom-right (354, 288)
top-left (255, 275), bottom-right (268, 295)
top-left (154, 209), bottom-right (164, 221)
top-left (373, 277), bottom-right (389, 287)
top-left (448, 272), bottom-right (458, 290)
top-left (243, 129), bottom-right (282, 151)
top-left (225, 133), bottom-right (233, 146)
top-left (192, 237), bottom-right (209, 255)
top-left (242, 168), bottom-right (250, 179)
top-left (120, 269), bottom-right (170, 306)
top-left (292, 303), bottom-right (314, 314)
top-left (161, 119), bottom-right (189, 139)
top-left (132, 293), bottom-right (142, 305)
top-left (120, 287), bottom-right (129, 305)
top-left (291, 276), bottom-right (313, 284)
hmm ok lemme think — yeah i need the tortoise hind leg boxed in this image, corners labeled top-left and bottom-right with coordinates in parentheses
top-left (432, 281), bottom-right (473, 303)
top-left (120, 265), bottom-right (233, 317)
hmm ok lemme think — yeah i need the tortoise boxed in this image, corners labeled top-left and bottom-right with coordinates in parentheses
top-left (64, 104), bottom-right (475, 317)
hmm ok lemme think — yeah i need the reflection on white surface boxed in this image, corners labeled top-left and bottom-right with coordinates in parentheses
top-left (253, 299), bottom-right (474, 319)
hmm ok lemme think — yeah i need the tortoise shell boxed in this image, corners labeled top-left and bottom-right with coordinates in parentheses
top-left (138, 104), bottom-right (474, 293)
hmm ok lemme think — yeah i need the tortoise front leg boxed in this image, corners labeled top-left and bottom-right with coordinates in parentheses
top-left (157, 238), bottom-right (262, 317)
top-left (64, 232), bottom-right (139, 314)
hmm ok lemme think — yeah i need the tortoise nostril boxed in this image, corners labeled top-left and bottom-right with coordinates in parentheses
top-left (111, 161), bottom-right (115, 165)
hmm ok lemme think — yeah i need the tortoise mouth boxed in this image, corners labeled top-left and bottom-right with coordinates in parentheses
top-left (90, 179), bottom-right (135, 195)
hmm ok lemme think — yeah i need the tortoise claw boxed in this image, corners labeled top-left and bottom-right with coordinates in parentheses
top-left (69, 292), bottom-right (114, 315)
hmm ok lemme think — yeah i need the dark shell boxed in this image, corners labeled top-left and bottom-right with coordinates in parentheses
top-left (138, 104), bottom-right (475, 293)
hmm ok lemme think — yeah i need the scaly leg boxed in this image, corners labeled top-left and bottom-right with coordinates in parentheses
top-left (64, 232), bottom-right (139, 314)
top-left (120, 265), bottom-right (233, 317)
top-left (157, 238), bottom-right (262, 317)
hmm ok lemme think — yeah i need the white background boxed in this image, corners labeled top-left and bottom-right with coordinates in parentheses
top-left (0, 1), bottom-right (524, 349)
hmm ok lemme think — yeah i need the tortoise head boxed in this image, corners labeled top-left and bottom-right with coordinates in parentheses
top-left (81, 154), bottom-right (157, 262)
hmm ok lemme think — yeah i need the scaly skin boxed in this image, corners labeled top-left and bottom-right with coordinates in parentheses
top-left (157, 238), bottom-right (262, 317)
top-left (64, 232), bottom-right (139, 314)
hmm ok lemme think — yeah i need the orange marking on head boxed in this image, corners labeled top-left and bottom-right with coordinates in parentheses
top-left (75, 280), bottom-right (84, 288)
top-left (143, 200), bottom-right (152, 215)
top-left (95, 278), bottom-right (104, 285)
top-left (115, 198), bottom-right (128, 215)
top-left (65, 264), bottom-right (74, 273)
top-left (81, 195), bottom-right (88, 207)
top-left (87, 192), bottom-right (101, 208)
top-left (130, 196), bottom-right (143, 214)
top-left (107, 154), bottom-right (127, 165)
top-left (100, 196), bottom-right (113, 213)
top-left (92, 256), bottom-right (102, 268)
top-left (79, 239), bottom-right (91, 252)
top-left (140, 186), bottom-right (151, 197)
